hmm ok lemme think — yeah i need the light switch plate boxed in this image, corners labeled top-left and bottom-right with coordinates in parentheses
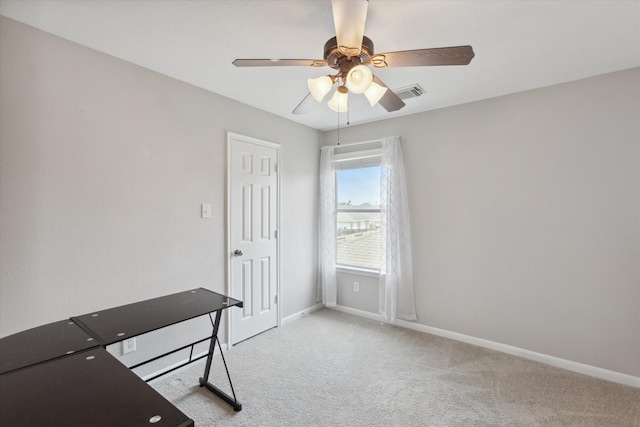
top-left (201, 203), bottom-right (212, 218)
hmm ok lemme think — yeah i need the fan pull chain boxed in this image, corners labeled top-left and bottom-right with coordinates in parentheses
top-left (337, 107), bottom-right (340, 146)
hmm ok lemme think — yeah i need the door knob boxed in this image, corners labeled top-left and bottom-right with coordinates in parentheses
top-left (234, 249), bottom-right (243, 257)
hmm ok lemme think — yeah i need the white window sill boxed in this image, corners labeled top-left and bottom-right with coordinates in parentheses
top-left (336, 265), bottom-right (380, 278)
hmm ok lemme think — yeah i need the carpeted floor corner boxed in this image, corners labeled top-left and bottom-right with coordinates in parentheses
top-left (152, 309), bottom-right (640, 426)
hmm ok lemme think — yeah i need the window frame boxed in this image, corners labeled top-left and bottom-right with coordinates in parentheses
top-left (334, 165), bottom-right (382, 273)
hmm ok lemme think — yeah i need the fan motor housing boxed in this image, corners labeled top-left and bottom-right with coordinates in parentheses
top-left (323, 36), bottom-right (374, 69)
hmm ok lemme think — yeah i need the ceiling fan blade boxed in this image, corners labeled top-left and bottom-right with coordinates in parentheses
top-left (332, 0), bottom-right (368, 56)
top-left (372, 75), bottom-right (405, 112)
top-left (233, 59), bottom-right (326, 67)
top-left (371, 45), bottom-right (475, 68)
top-left (292, 92), bottom-right (313, 115)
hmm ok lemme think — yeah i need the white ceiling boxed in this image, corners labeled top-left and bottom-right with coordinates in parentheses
top-left (1, 0), bottom-right (639, 131)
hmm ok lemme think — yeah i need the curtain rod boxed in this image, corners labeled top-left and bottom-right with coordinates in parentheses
top-left (323, 136), bottom-right (399, 151)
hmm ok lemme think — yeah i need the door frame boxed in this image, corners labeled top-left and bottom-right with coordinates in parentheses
top-left (226, 131), bottom-right (281, 346)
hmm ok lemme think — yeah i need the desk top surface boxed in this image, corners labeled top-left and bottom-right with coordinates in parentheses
top-left (72, 287), bottom-right (242, 345)
top-left (0, 348), bottom-right (193, 427)
top-left (0, 319), bottom-right (100, 375)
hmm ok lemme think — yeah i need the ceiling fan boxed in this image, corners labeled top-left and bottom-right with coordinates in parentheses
top-left (233, 0), bottom-right (475, 115)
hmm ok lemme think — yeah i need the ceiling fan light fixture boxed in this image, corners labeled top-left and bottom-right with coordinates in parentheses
top-left (345, 64), bottom-right (373, 94)
top-left (364, 81), bottom-right (388, 106)
top-left (308, 75), bottom-right (334, 102)
top-left (328, 86), bottom-right (349, 112)
top-left (234, 0), bottom-right (474, 118)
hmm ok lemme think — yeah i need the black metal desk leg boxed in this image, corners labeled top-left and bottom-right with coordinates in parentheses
top-left (198, 310), bottom-right (242, 412)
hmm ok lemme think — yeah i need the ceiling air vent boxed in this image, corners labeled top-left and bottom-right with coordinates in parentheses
top-left (392, 84), bottom-right (425, 100)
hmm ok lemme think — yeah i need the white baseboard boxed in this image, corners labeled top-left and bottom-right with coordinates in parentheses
top-left (330, 305), bottom-right (640, 389)
top-left (144, 345), bottom-right (227, 383)
top-left (330, 304), bottom-right (385, 323)
top-left (281, 302), bottom-right (324, 326)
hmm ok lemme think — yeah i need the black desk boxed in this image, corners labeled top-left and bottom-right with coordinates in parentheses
top-left (0, 288), bottom-right (243, 426)
top-left (0, 348), bottom-right (193, 427)
top-left (72, 288), bottom-right (239, 346)
top-left (0, 319), bottom-right (99, 375)
top-left (72, 287), bottom-right (244, 411)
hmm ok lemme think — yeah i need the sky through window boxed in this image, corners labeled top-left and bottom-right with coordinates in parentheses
top-left (337, 166), bottom-right (380, 206)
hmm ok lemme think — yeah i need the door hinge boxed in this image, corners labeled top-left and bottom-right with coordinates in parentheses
top-left (275, 163), bottom-right (278, 173)
top-left (274, 230), bottom-right (278, 239)
top-left (275, 295), bottom-right (278, 304)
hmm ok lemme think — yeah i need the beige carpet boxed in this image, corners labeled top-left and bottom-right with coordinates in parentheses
top-left (152, 309), bottom-right (640, 426)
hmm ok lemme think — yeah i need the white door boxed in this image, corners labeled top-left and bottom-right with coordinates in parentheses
top-left (228, 133), bottom-right (280, 345)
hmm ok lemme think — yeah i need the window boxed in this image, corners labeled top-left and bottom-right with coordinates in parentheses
top-left (336, 166), bottom-right (381, 270)
top-left (318, 137), bottom-right (416, 320)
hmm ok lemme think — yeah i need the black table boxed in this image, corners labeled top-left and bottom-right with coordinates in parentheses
top-left (0, 319), bottom-right (99, 375)
top-left (0, 288), bottom-right (243, 426)
top-left (0, 348), bottom-right (193, 427)
top-left (72, 287), bottom-right (244, 410)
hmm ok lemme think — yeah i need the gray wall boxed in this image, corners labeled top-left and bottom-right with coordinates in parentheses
top-left (2, 15), bottom-right (638, 380)
top-left (324, 68), bottom-right (640, 378)
top-left (0, 15), bottom-right (321, 364)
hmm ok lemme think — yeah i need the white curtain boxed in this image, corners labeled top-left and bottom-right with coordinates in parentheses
top-left (379, 136), bottom-right (417, 321)
top-left (317, 146), bottom-right (337, 306)
top-left (317, 137), bottom-right (416, 321)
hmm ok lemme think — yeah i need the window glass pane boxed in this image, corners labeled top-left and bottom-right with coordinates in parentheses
top-left (336, 166), bottom-right (381, 270)
top-left (336, 167), bottom-right (380, 209)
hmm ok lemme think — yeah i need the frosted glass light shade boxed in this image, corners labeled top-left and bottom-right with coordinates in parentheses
top-left (308, 76), bottom-right (334, 102)
top-left (345, 65), bottom-right (373, 94)
top-left (328, 87), bottom-right (349, 112)
top-left (364, 81), bottom-right (387, 106)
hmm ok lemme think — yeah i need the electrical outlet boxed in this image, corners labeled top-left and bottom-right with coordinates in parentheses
top-left (354, 282), bottom-right (360, 292)
top-left (122, 337), bottom-right (136, 354)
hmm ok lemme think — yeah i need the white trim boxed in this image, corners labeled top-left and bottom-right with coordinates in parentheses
top-left (226, 133), bottom-right (233, 347)
top-left (330, 305), bottom-right (385, 323)
top-left (228, 131), bottom-right (281, 150)
top-left (281, 303), bottom-right (325, 326)
top-left (333, 148), bottom-right (381, 162)
top-left (143, 346), bottom-right (226, 383)
top-left (336, 265), bottom-right (380, 278)
top-left (275, 143), bottom-right (282, 329)
top-left (325, 138), bottom-right (386, 149)
top-left (330, 305), bottom-right (640, 388)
